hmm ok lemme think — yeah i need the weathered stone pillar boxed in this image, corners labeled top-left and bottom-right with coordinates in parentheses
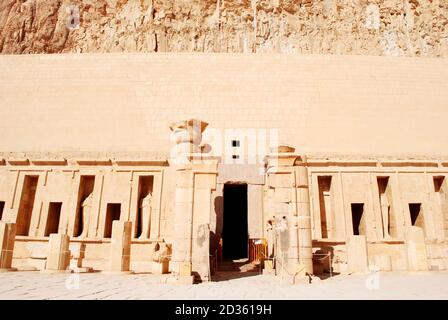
top-left (405, 226), bottom-right (428, 271)
top-left (107, 221), bottom-right (132, 273)
top-left (265, 146), bottom-right (313, 278)
top-left (169, 119), bottom-right (218, 283)
top-left (0, 222), bottom-right (16, 272)
top-left (44, 234), bottom-right (71, 273)
top-left (69, 242), bottom-right (92, 273)
top-left (347, 235), bottom-right (369, 273)
top-left (294, 157), bottom-right (313, 274)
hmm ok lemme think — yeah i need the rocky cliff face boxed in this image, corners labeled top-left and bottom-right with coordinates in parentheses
top-left (0, 0), bottom-right (447, 56)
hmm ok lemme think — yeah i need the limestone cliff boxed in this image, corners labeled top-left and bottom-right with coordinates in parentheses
top-left (0, 0), bottom-right (447, 56)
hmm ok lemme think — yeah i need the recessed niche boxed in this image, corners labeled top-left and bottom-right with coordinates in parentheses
top-left (104, 203), bottom-right (121, 238)
top-left (318, 176), bottom-right (332, 238)
top-left (351, 203), bottom-right (365, 236)
top-left (45, 202), bottom-right (62, 236)
top-left (16, 176), bottom-right (39, 236)
top-left (409, 203), bottom-right (424, 229)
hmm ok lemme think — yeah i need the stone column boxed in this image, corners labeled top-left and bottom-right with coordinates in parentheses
top-left (106, 221), bottom-right (132, 273)
top-left (0, 222), bottom-right (16, 272)
top-left (292, 157), bottom-right (313, 274)
top-left (168, 119), bottom-right (219, 283)
top-left (44, 234), bottom-right (71, 273)
top-left (265, 146), bottom-right (313, 279)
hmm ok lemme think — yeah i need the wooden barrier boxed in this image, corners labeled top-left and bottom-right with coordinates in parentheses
top-left (249, 238), bottom-right (267, 263)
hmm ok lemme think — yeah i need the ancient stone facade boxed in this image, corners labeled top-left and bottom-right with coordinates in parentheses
top-left (0, 53), bottom-right (447, 282)
top-left (1, 134), bottom-right (448, 280)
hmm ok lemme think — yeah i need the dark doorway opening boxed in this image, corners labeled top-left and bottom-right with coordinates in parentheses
top-left (45, 202), bottom-right (62, 236)
top-left (17, 175), bottom-right (39, 236)
top-left (351, 203), bottom-right (365, 236)
top-left (104, 203), bottom-right (121, 238)
top-left (409, 203), bottom-right (424, 229)
top-left (0, 201), bottom-right (5, 221)
top-left (222, 184), bottom-right (248, 260)
top-left (433, 176), bottom-right (445, 193)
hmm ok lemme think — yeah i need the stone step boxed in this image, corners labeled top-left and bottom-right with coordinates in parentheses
top-left (217, 261), bottom-right (259, 272)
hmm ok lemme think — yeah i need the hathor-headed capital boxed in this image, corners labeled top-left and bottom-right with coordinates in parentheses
top-left (269, 144), bottom-right (296, 153)
top-left (169, 119), bottom-right (208, 133)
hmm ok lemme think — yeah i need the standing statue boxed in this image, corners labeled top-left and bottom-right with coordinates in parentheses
top-left (266, 219), bottom-right (275, 258)
top-left (380, 194), bottom-right (391, 239)
top-left (139, 193), bottom-right (152, 239)
top-left (79, 193), bottom-right (93, 238)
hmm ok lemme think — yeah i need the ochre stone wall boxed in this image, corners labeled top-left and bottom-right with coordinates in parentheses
top-left (1, 53), bottom-right (448, 157)
top-left (0, 0), bottom-right (447, 56)
top-left (1, 53), bottom-right (447, 276)
top-left (2, 156), bottom-right (448, 272)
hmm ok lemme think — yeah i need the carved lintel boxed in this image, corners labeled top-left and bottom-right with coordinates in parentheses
top-left (7, 159), bottom-right (30, 166)
top-left (76, 159), bottom-right (112, 166)
top-left (31, 159), bottom-right (67, 166)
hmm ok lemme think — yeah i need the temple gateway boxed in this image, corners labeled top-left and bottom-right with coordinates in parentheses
top-left (0, 54), bottom-right (447, 283)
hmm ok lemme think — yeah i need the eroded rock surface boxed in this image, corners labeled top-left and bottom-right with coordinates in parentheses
top-left (0, 0), bottom-right (447, 55)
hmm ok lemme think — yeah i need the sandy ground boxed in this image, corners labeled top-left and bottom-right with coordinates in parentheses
top-left (0, 271), bottom-right (447, 300)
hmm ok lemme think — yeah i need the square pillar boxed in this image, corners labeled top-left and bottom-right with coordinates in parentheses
top-left (44, 234), bottom-right (71, 273)
top-left (0, 222), bottom-right (16, 272)
top-left (168, 119), bottom-right (218, 283)
top-left (405, 226), bottom-right (428, 271)
top-left (107, 221), bottom-right (132, 273)
top-left (347, 235), bottom-right (368, 273)
top-left (265, 147), bottom-right (313, 278)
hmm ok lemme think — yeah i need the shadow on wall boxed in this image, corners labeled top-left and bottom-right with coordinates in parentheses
top-left (210, 195), bottom-right (223, 255)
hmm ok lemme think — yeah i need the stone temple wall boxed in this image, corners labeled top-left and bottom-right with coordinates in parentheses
top-left (0, 53), bottom-right (447, 157)
top-left (0, 53), bottom-right (447, 279)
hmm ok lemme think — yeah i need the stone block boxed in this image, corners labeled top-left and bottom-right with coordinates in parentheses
top-left (45, 234), bottom-right (71, 272)
top-left (194, 173), bottom-right (216, 190)
top-left (108, 221), bottom-right (132, 273)
top-left (180, 262), bottom-right (192, 276)
top-left (296, 187), bottom-right (310, 203)
top-left (298, 228), bottom-right (312, 247)
top-left (268, 173), bottom-right (294, 188)
top-left (296, 202), bottom-right (311, 217)
top-left (279, 265), bottom-right (310, 285)
top-left (297, 216), bottom-right (311, 229)
top-left (151, 261), bottom-right (169, 274)
top-left (175, 170), bottom-right (194, 188)
top-left (0, 222), bottom-right (16, 271)
top-left (294, 167), bottom-right (309, 187)
top-left (347, 235), bottom-right (368, 273)
top-left (274, 202), bottom-right (289, 215)
top-left (174, 188), bottom-right (194, 203)
top-left (405, 226), bottom-right (428, 271)
top-left (69, 242), bottom-right (93, 273)
top-left (372, 255), bottom-right (392, 271)
top-left (274, 188), bottom-right (292, 203)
